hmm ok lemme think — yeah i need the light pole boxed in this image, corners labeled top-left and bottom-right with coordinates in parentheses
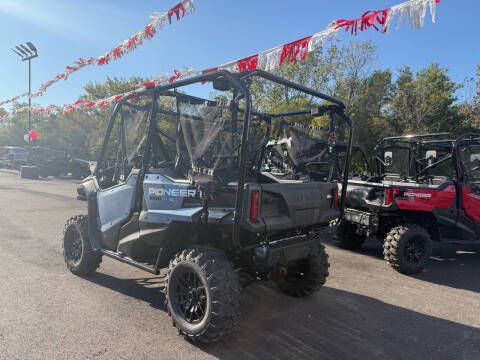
top-left (11, 42), bottom-right (38, 134)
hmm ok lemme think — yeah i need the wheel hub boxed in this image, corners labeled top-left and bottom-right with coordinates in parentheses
top-left (171, 268), bottom-right (207, 324)
top-left (65, 228), bottom-right (82, 263)
top-left (404, 237), bottom-right (425, 263)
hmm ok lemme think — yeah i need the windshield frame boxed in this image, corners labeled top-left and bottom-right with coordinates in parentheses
top-left (374, 133), bottom-right (455, 180)
top-left (456, 133), bottom-right (480, 184)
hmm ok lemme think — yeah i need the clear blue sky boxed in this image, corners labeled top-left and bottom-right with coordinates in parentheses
top-left (0, 0), bottom-right (477, 110)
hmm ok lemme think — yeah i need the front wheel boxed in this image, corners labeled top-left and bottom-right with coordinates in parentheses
top-left (275, 244), bottom-right (330, 297)
top-left (166, 248), bottom-right (241, 343)
top-left (383, 224), bottom-right (432, 274)
top-left (63, 215), bottom-right (102, 275)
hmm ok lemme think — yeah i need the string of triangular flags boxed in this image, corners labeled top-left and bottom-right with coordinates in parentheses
top-left (0, 0), bottom-right (195, 107)
top-left (0, 0), bottom-right (440, 122)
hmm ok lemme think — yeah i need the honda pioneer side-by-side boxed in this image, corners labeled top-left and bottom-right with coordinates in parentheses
top-left (62, 70), bottom-right (354, 342)
top-left (337, 132), bottom-right (480, 274)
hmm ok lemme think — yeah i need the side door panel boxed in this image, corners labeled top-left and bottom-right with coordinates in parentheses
top-left (97, 173), bottom-right (139, 250)
top-left (94, 99), bottom-right (152, 251)
top-left (457, 141), bottom-right (480, 230)
top-left (461, 185), bottom-right (480, 223)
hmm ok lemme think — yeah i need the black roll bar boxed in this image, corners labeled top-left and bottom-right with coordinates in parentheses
top-left (105, 69), bottom-right (353, 250)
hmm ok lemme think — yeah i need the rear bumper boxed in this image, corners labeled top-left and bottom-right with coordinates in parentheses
top-left (344, 208), bottom-right (378, 231)
top-left (247, 208), bottom-right (340, 233)
top-left (253, 234), bottom-right (321, 269)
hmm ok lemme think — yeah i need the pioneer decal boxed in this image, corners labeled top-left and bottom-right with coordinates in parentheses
top-left (404, 191), bottom-right (432, 199)
top-left (148, 187), bottom-right (198, 200)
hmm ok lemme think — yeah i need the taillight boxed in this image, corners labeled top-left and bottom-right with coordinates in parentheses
top-left (249, 190), bottom-right (260, 223)
top-left (332, 187), bottom-right (339, 209)
top-left (384, 188), bottom-right (399, 205)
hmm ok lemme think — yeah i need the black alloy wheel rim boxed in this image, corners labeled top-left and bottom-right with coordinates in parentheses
top-left (65, 227), bottom-right (83, 264)
top-left (171, 266), bottom-right (208, 324)
top-left (286, 258), bottom-right (310, 282)
top-left (404, 237), bottom-right (425, 264)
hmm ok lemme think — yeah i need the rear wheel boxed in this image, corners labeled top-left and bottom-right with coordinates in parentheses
top-left (336, 221), bottom-right (365, 249)
top-left (275, 244), bottom-right (329, 297)
top-left (383, 224), bottom-right (432, 274)
top-left (63, 215), bottom-right (102, 275)
top-left (39, 167), bottom-right (50, 179)
top-left (166, 248), bottom-right (240, 343)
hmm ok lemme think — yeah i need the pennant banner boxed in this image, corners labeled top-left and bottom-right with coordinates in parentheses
top-left (213, 0), bottom-right (440, 74)
top-left (0, 0), bottom-right (440, 122)
top-left (0, 0), bottom-right (194, 107)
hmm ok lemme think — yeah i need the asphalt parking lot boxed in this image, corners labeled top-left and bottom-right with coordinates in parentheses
top-left (0, 169), bottom-right (478, 360)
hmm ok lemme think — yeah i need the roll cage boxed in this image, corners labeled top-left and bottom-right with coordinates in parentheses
top-left (94, 69), bottom-right (354, 251)
top-left (372, 132), bottom-right (480, 184)
top-left (454, 132), bottom-right (480, 183)
top-left (373, 133), bottom-right (455, 180)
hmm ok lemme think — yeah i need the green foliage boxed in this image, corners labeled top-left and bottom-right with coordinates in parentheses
top-left (253, 42), bottom-right (467, 159)
top-left (460, 65), bottom-right (480, 130)
top-left (387, 64), bottom-right (465, 134)
top-left (0, 45), bottom-right (474, 165)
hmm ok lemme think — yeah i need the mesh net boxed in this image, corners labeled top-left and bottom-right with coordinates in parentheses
top-left (460, 144), bottom-right (480, 181)
top-left (379, 146), bottom-right (413, 177)
top-left (263, 118), bottom-right (334, 180)
top-left (177, 98), bottom-right (243, 182)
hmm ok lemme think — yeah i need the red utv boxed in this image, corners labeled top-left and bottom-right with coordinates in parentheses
top-left (337, 133), bottom-right (480, 274)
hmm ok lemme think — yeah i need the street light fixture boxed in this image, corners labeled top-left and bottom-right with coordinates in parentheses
top-left (11, 41), bottom-right (38, 135)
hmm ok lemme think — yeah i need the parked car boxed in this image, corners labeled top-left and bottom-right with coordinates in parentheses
top-left (0, 146), bottom-right (29, 169)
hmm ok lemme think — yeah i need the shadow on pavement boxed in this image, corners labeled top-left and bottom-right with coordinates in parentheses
top-left (88, 272), bottom-right (167, 311)
top-left (329, 237), bottom-right (480, 293)
top-left (414, 244), bottom-right (480, 293)
top-left (85, 273), bottom-right (480, 360)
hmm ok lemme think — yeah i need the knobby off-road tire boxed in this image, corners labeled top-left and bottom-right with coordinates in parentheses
top-left (39, 167), bottom-right (50, 179)
top-left (336, 221), bottom-right (366, 250)
top-left (383, 224), bottom-right (432, 274)
top-left (275, 243), bottom-right (330, 297)
top-left (63, 215), bottom-right (102, 275)
top-left (166, 248), bottom-right (241, 343)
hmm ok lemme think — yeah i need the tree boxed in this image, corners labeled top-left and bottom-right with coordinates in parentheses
top-left (0, 46), bottom-right (472, 165)
top-left (332, 41), bottom-right (377, 108)
top-left (387, 64), bottom-right (465, 134)
top-left (460, 64), bottom-right (480, 130)
top-left (345, 70), bottom-right (392, 155)
top-left (249, 44), bottom-right (344, 113)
